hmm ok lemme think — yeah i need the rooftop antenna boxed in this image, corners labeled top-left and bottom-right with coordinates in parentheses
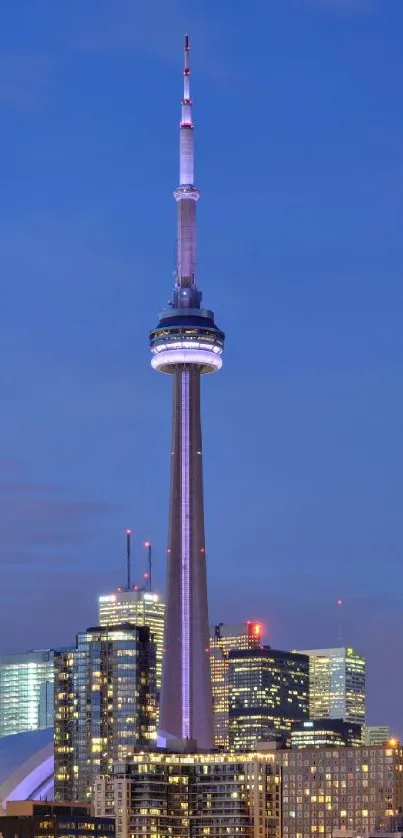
top-left (336, 599), bottom-right (343, 645)
top-left (145, 541), bottom-right (152, 592)
top-left (126, 529), bottom-right (132, 590)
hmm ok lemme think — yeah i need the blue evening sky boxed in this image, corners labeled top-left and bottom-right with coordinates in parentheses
top-left (0, 0), bottom-right (402, 730)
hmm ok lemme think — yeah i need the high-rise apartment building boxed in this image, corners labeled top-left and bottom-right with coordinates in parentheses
top-left (0, 650), bottom-right (55, 738)
top-left (291, 718), bottom-right (362, 749)
top-left (94, 751), bottom-right (281, 838)
top-left (277, 741), bottom-right (403, 838)
top-left (54, 624), bottom-right (157, 802)
top-left (149, 35), bottom-right (225, 748)
top-left (228, 647), bottom-right (309, 750)
top-left (98, 590), bottom-right (165, 704)
top-left (54, 647), bottom-right (76, 802)
top-left (299, 647), bottom-right (366, 724)
top-left (210, 621), bottom-right (262, 749)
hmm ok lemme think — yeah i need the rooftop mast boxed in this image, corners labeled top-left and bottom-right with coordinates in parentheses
top-left (174, 34), bottom-right (200, 309)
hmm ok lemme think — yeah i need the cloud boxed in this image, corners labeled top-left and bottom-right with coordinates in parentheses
top-left (0, 463), bottom-right (112, 569)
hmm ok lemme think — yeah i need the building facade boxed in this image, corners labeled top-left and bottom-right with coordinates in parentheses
top-left (277, 741), bottom-right (403, 838)
top-left (0, 802), bottom-right (114, 838)
top-left (54, 625), bottom-right (157, 802)
top-left (94, 750), bottom-right (281, 838)
top-left (228, 647), bottom-right (309, 750)
top-left (149, 36), bottom-right (225, 748)
top-left (0, 650), bottom-right (55, 738)
top-left (291, 719), bottom-right (362, 749)
top-left (363, 725), bottom-right (391, 745)
top-left (98, 590), bottom-right (165, 707)
top-left (299, 647), bottom-right (366, 724)
top-left (210, 621), bottom-right (262, 749)
top-left (54, 648), bottom-right (76, 802)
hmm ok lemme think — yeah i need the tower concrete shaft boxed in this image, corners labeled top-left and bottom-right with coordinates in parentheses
top-left (149, 35), bottom-right (224, 749)
top-left (163, 369), bottom-right (211, 745)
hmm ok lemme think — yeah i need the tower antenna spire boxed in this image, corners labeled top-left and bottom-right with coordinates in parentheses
top-left (145, 542), bottom-right (152, 593)
top-left (182, 33), bottom-right (191, 118)
top-left (126, 529), bottom-right (131, 591)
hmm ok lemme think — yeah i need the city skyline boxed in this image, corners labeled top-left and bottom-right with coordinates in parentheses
top-left (0, 0), bottom-right (402, 737)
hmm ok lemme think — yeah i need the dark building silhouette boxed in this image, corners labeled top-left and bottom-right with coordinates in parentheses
top-left (291, 718), bottom-right (362, 748)
top-left (228, 646), bottom-right (309, 749)
top-left (0, 801), bottom-right (114, 838)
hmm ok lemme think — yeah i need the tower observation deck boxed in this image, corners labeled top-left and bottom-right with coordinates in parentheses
top-left (149, 35), bottom-right (225, 749)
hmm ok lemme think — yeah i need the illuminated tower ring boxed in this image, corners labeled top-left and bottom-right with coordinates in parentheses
top-left (149, 35), bottom-right (225, 749)
top-left (150, 308), bottom-right (224, 374)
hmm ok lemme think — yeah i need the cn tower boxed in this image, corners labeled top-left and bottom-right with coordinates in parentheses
top-left (149, 35), bottom-right (225, 749)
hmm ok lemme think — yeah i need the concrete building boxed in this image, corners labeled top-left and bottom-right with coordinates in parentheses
top-left (149, 35), bottom-right (225, 749)
top-left (98, 590), bottom-right (165, 709)
top-left (228, 646), bottom-right (309, 750)
top-left (209, 621), bottom-right (262, 749)
top-left (277, 741), bottom-right (403, 838)
top-left (298, 647), bottom-right (366, 724)
top-left (291, 718), bottom-right (362, 749)
top-left (94, 750), bottom-right (281, 838)
top-left (0, 801), bottom-right (114, 838)
top-left (54, 625), bottom-right (157, 803)
top-left (0, 651), bottom-right (55, 737)
top-left (363, 725), bottom-right (391, 745)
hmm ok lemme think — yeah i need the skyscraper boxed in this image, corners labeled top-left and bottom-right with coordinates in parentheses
top-left (228, 647), bottom-right (309, 750)
top-left (0, 650), bottom-right (55, 738)
top-left (299, 646), bottom-right (366, 724)
top-left (149, 36), bottom-right (225, 749)
top-left (210, 621), bottom-right (263, 749)
top-left (98, 590), bottom-right (165, 707)
top-left (54, 624), bottom-right (157, 802)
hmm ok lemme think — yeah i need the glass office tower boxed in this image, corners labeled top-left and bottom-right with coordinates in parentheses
top-left (0, 650), bottom-right (54, 737)
top-left (210, 621), bottom-right (262, 748)
top-left (299, 646), bottom-right (366, 724)
top-left (228, 646), bottom-right (309, 750)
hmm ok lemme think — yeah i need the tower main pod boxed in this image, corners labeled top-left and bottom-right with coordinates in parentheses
top-left (149, 36), bottom-right (224, 749)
